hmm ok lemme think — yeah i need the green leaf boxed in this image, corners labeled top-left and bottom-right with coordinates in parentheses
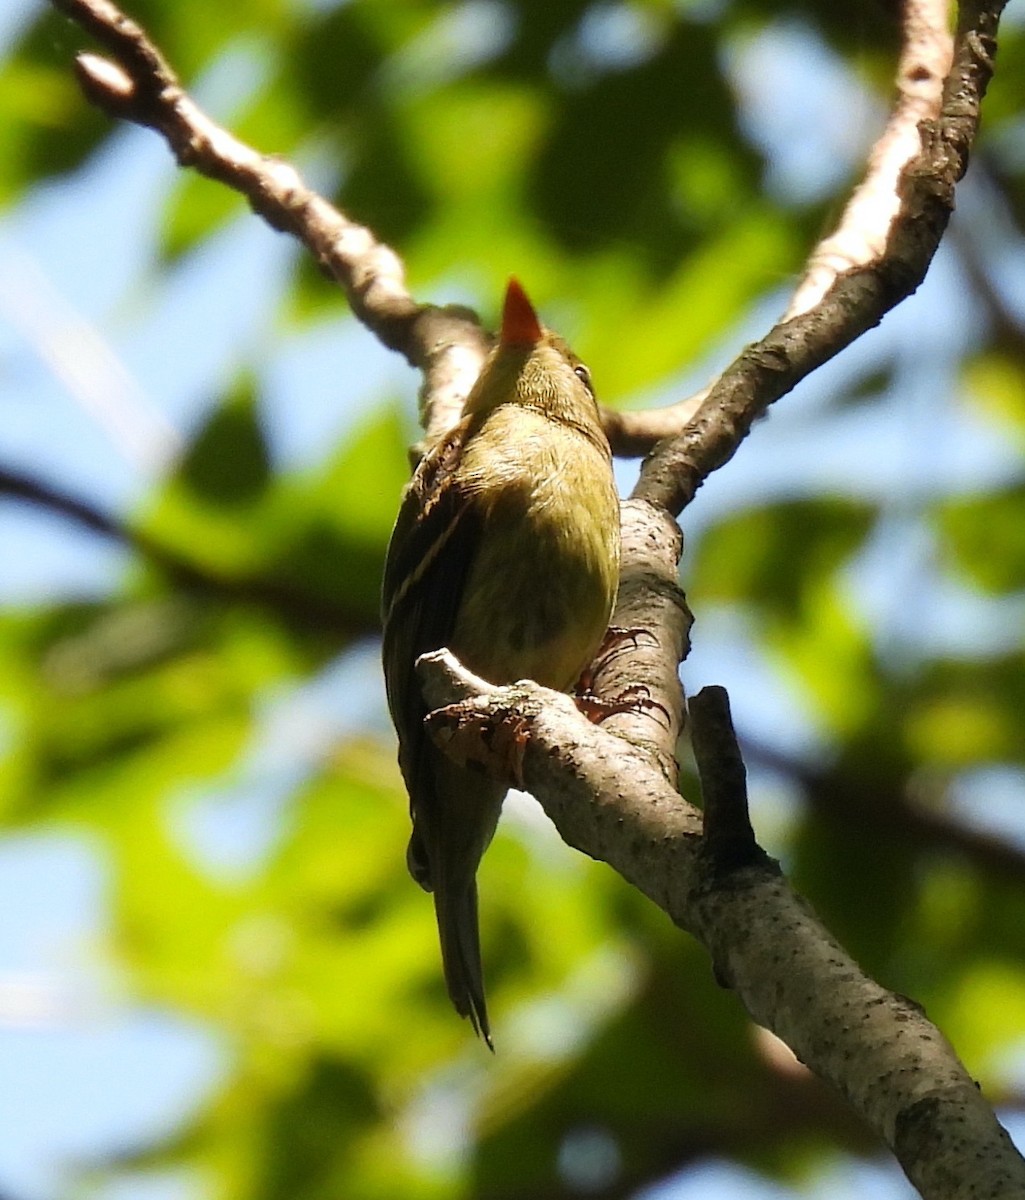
top-left (161, 172), bottom-right (246, 263)
top-left (906, 655), bottom-right (1025, 767)
top-left (180, 376), bottom-right (272, 507)
top-left (961, 352), bottom-right (1025, 440)
top-left (143, 377), bottom-right (275, 576)
top-left (939, 485), bottom-right (1025, 594)
top-left (690, 498), bottom-right (876, 619)
top-left (269, 405), bottom-right (411, 616)
top-left (0, 14), bottom-right (109, 201)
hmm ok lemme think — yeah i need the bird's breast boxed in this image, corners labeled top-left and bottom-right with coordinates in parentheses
top-left (452, 411), bottom-right (620, 692)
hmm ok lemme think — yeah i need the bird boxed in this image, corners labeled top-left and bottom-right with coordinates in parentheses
top-left (381, 278), bottom-right (621, 1047)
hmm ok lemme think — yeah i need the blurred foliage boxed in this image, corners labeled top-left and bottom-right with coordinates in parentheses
top-left (2, 0), bottom-right (1025, 1199)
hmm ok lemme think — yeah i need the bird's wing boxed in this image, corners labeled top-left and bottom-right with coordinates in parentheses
top-left (382, 421), bottom-right (499, 1043)
top-left (381, 419), bottom-right (484, 815)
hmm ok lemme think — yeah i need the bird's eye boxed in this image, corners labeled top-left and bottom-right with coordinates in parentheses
top-left (574, 364), bottom-right (593, 393)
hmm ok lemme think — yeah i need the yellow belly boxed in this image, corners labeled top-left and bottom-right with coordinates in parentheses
top-left (452, 409), bottom-right (620, 693)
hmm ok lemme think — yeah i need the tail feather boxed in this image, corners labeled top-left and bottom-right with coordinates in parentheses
top-left (435, 880), bottom-right (492, 1049)
top-left (408, 758), bottom-right (503, 1049)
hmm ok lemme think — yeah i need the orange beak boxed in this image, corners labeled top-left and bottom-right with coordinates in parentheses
top-left (500, 278), bottom-right (543, 347)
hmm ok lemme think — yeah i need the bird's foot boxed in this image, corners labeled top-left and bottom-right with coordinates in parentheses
top-left (574, 683), bottom-right (671, 727)
top-left (425, 700), bottom-right (530, 788)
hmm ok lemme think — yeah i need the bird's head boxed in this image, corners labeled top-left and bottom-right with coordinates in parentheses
top-left (463, 279), bottom-right (602, 432)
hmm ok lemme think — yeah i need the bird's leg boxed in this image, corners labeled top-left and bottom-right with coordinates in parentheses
top-left (574, 684), bottom-right (670, 726)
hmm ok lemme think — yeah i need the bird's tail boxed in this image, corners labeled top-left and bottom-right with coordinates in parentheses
top-left (434, 879), bottom-right (492, 1049)
top-left (406, 757), bottom-right (502, 1049)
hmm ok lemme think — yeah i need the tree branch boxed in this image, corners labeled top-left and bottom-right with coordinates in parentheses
top-left (590, 499), bottom-right (691, 775)
top-left (0, 467), bottom-right (376, 635)
top-left (742, 733), bottom-right (1025, 889)
top-left (52, 0), bottom-right (1006, 486)
top-left (417, 653), bottom-right (1025, 1198)
top-left (600, 388), bottom-right (709, 459)
top-left (50, 0), bottom-right (700, 461)
top-left (690, 686), bottom-right (764, 876)
top-left (631, 0), bottom-right (1006, 509)
top-left (785, 0), bottom-right (953, 320)
top-left (579, 0), bottom-right (955, 461)
top-left (50, 0), bottom-right (490, 443)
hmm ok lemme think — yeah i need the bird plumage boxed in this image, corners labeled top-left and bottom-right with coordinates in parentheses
top-left (381, 280), bottom-right (620, 1046)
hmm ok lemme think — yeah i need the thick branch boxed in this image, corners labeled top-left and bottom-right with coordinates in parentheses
top-left (418, 653), bottom-right (1025, 1198)
top-left (632, 0), bottom-right (1006, 511)
top-left (589, 499), bottom-right (691, 773)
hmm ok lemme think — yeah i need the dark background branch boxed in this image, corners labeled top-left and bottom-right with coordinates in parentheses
top-left (0, 467), bottom-right (377, 635)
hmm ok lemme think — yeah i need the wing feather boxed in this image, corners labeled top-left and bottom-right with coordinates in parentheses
top-left (381, 421), bottom-right (483, 819)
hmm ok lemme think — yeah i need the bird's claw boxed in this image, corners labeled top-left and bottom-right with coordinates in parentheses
top-left (574, 683), bottom-right (671, 728)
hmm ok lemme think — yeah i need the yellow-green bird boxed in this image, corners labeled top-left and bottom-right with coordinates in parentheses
top-left (381, 279), bottom-right (620, 1047)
